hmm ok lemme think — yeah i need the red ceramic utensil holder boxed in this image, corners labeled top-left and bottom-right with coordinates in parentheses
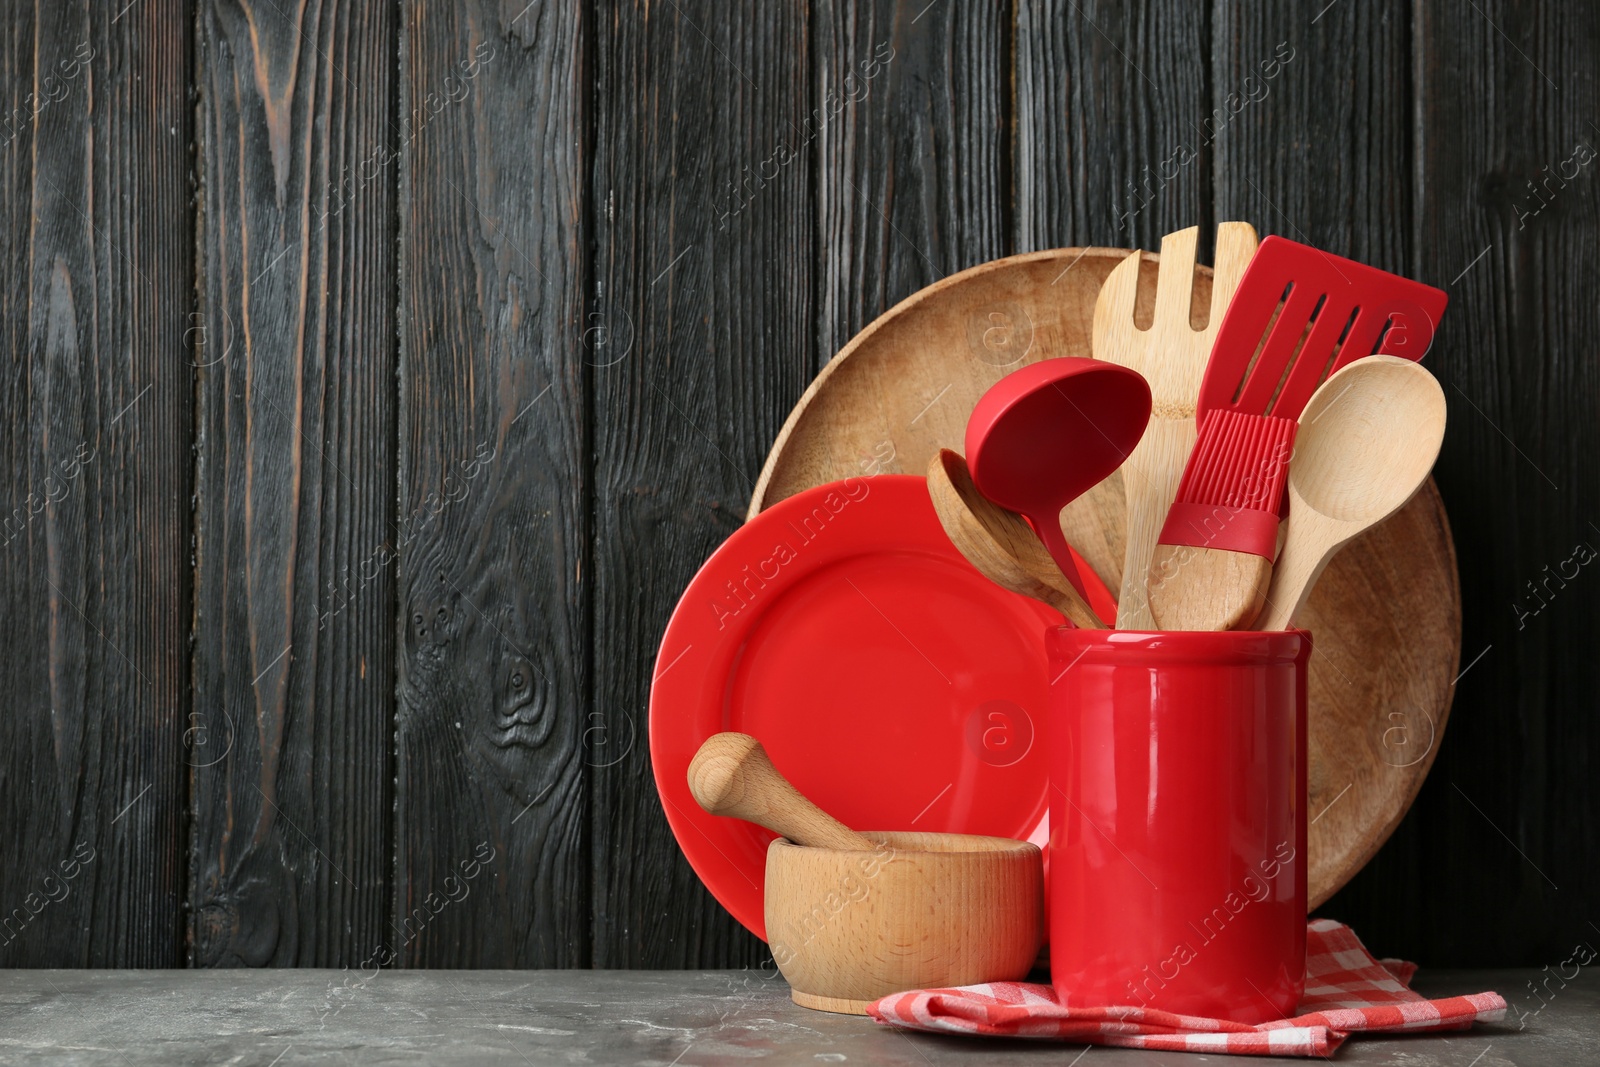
top-left (1047, 629), bottom-right (1310, 1024)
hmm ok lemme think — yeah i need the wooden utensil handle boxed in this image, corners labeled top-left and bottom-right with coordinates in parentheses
top-left (687, 733), bottom-right (877, 851)
top-left (1116, 418), bottom-right (1197, 628)
top-left (927, 450), bottom-right (1107, 629)
top-left (1045, 583), bottom-right (1107, 629)
top-left (1148, 544), bottom-right (1272, 631)
top-left (1257, 494), bottom-right (1347, 631)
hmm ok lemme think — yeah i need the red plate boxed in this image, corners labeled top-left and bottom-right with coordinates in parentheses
top-left (651, 475), bottom-right (1079, 941)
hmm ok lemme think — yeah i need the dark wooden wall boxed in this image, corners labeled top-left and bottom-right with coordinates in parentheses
top-left (0, 0), bottom-right (1593, 969)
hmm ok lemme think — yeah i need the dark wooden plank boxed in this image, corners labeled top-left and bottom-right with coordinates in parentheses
top-left (1348, 0), bottom-right (1600, 964)
top-left (189, 0), bottom-right (397, 966)
top-left (394, 1), bottom-right (588, 967)
top-left (1211, 4), bottom-right (1408, 267)
top-left (816, 0), bottom-right (1011, 358)
top-left (1015, 0), bottom-right (1213, 254)
top-left (0, 0), bottom-right (193, 967)
top-left (588, 2), bottom-right (813, 967)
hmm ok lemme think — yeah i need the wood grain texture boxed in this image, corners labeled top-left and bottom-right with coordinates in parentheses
top-left (1341, 0), bottom-right (1600, 964)
top-left (1091, 223), bottom-right (1257, 627)
top-left (1211, 3), bottom-right (1409, 272)
top-left (1258, 358), bottom-right (1448, 631)
top-left (189, 0), bottom-right (397, 966)
top-left (1147, 544), bottom-right (1271, 632)
top-left (588, 0), bottom-right (812, 969)
top-left (0, 0), bottom-right (1592, 972)
top-left (1015, 0), bottom-right (1215, 254)
top-left (394, 0), bottom-right (588, 968)
top-left (802, 0), bottom-right (1020, 705)
top-left (749, 250), bottom-right (1145, 515)
top-left (817, 0), bottom-right (1010, 361)
top-left (769, 832), bottom-right (1042, 1014)
top-left (687, 733), bottom-right (878, 852)
top-left (0, 0), bottom-right (192, 967)
top-left (927, 449), bottom-right (1102, 628)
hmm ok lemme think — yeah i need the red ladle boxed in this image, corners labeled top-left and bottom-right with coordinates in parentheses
top-left (965, 358), bottom-right (1152, 601)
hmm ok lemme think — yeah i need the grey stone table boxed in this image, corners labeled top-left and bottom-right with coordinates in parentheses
top-left (0, 968), bottom-right (1588, 1066)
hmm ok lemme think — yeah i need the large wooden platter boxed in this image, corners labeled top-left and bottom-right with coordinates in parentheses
top-left (749, 248), bottom-right (1461, 909)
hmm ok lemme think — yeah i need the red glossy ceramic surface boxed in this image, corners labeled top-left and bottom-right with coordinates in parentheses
top-left (965, 357), bottom-right (1151, 600)
top-left (653, 476), bottom-right (1101, 941)
top-left (1048, 628), bottom-right (1310, 1023)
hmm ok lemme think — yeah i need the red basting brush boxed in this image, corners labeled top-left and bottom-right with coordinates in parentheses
top-left (1145, 409), bottom-right (1295, 631)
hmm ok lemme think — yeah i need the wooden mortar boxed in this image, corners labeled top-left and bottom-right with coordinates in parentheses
top-left (689, 733), bottom-right (1043, 1015)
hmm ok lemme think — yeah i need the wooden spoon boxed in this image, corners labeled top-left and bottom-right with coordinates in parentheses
top-left (688, 732), bottom-right (877, 851)
top-left (1257, 356), bottom-right (1447, 630)
top-left (926, 450), bottom-right (1106, 628)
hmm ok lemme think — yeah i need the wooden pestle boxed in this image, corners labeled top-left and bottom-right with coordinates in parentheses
top-left (687, 732), bottom-right (877, 851)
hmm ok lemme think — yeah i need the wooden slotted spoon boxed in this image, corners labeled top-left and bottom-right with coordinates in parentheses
top-left (1092, 223), bottom-right (1258, 628)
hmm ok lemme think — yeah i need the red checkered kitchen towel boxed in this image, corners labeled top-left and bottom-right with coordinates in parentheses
top-left (869, 920), bottom-right (1505, 1057)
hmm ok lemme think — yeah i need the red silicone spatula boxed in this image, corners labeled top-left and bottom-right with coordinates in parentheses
top-left (1197, 235), bottom-right (1449, 425)
top-left (966, 357), bottom-right (1152, 601)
